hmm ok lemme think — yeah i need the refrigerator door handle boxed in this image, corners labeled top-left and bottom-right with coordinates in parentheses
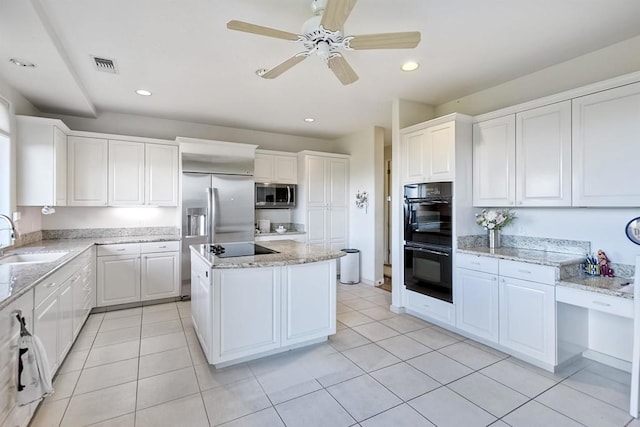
top-left (287, 186), bottom-right (291, 205)
top-left (207, 187), bottom-right (217, 244)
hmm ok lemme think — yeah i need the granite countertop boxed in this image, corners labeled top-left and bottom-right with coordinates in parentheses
top-left (0, 235), bottom-right (180, 310)
top-left (192, 240), bottom-right (345, 269)
top-left (458, 247), bottom-right (585, 267)
top-left (559, 274), bottom-right (635, 300)
top-left (255, 231), bottom-right (306, 237)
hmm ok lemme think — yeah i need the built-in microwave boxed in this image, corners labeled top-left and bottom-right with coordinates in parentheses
top-left (255, 183), bottom-right (296, 208)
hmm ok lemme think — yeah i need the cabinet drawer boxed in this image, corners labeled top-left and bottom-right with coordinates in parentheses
top-left (35, 269), bottom-right (68, 307)
top-left (556, 286), bottom-right (633, 318)
top-left (140, 240), bottom-right (180, 253)
top-left (499, 259), bottom-right (556, 285)
top-left (406, 290), bottom-right (455, 326)
top-left (456, 253), bottom-right (499, 274)
top-left (97, 243), bottom-right (141, 256)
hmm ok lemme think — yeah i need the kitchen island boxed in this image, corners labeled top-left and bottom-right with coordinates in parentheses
top-left (190, 240), bottom-right (345, 367)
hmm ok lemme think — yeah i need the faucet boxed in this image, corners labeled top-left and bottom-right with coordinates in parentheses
top-left (0, 214), bottom-right (19, 256)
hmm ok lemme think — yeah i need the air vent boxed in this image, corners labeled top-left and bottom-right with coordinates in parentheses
top-left (91, 56), bottom-right (118, 74)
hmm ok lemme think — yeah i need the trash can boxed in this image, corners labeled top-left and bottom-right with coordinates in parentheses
top-left (340, 249), bottom-right (360, 284)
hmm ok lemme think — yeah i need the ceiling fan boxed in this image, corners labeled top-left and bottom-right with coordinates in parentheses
top-left (227, 0), bottom-right (421, 85)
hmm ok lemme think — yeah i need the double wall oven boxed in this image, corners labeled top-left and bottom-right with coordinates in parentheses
top-left (404, 182), bottom-right (453, 303)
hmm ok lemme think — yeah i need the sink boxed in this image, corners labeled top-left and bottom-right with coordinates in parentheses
top-left (0, 251), bottom-right (68, 265)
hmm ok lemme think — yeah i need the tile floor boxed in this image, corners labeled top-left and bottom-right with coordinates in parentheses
top-left (30, 283), bottom-right (639, 427)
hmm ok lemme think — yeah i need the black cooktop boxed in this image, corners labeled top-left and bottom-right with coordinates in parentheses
top-left (209, 242), bottom-right (279, 258)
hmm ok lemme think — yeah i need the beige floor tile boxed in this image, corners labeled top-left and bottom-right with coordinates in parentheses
top-left (370, 362), bottom-right (440, 401)
top-left (448, 372), bottom-right (529, 417)
top-left (61, 381), bottom-right (137, 426)
top-left (336, 302), bottom-right (354, 314)
top-left (135, 393), bottom-right (209, 427)
top-left (276, 389), bottom-right (355, 427)
top-left (376, 335), bottom-right (432, 360)
top-left (85, 340), bottom-right (140, 368)
top-left (409, 387), bottom-right (496, 427)
top-left (31, 397), bottom-right (69, 427)
top-left (219, 407), bottom-right (284, 427)
top-left (142, 302), bottom-right (177, 313)
top-left (82, 314), bottom-right (104, 333)
top-left (312, 353), bottom-right (365, 388)
top-left (58, 349), bottom-right (89, 373)
top-left (328, 328), bottom-right (371, 351)
top-left (327, 375), bottom-right (402, 422)
top-left (136, 366), bottom-right (200, 410)
top-left (536, 383), bottom-right (632, 427)
top-left (92, 326), bottom-right (140, 348)
top-left (342, 343), bottom-right (401, 373)
top-left (358, 305), bottom-right (396, 321)
top-left (71, 330), bottom-right (97, 351)
top-left (352, 322), bottom-right (400, 342)
top-left (194, 361), bottom-right (254, 391)
top-left (51, 370), bottom-right (81, 401)
top-left (480, 358), bottom-right (557, 398)
top-left (381, 315), bottom-right (429, 334)
top-left (335, 320), bottom-right (348, 330)
top-left (142, 308), bottom-right (180, 324)
top-left (336, 310), bottom-right (375, 327)
top-left (503, 400), bottom-right (583, 427)
top-left (140, 331), bottom-right (187, 356)
top-left (342, 298), bottom-right (379, 311)
top-left (98, 315), bottom-right (141, 333)
top-left (408, 352), bottom-right (473, 385)
top-left (202, 377), bottom-right (272, 425)
top-left (88, 413), bottom-right (135, 426)
top-left (74, 358), bottom-right (139, 395)
top-left (363, 294), bottom-right (392, 308)
top-left (360, 404), bottom-right (435, 427)
top-left (563, 367), bottom-right (631, 410)
top-left (406, 327), bottom-right (461, 349)
top-left (438, 341), bottom-right (505, 370)
top-left (189, 343), bottom-right (209, 366)
top-left (138, 346), bottom-right (193, 379)
top-left (141, 319), bottom-right (184, 338)
top-left (103, 307), bottom-right (142, 320)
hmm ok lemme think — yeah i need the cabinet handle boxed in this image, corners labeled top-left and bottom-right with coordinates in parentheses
top-left (423, 304), bottom-right (430, 309)
top-left (158, 245), bottom-right (167, 249)
top-left (517, 269), bottom-right (532, 274)
top-left (116, 248), bottom-right (126, 252)
top-left (592, 301), bottom-right (611, 307)
top-left (471, 262), bottom-right (481, 265)
top-left (501, 278), bottom-right (506, 283)
top-left (44, 282), bottom-right (57, 288)
top-left (492, 277), bottom-right (497, 281)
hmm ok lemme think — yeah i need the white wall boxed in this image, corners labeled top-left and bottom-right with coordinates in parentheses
top-left (335, 127), bottom-right (385, 285)
top-left (40, 207), bottom-right (178, 229)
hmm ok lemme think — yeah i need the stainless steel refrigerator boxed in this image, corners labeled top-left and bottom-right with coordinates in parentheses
top-left (181, 154), bottom-right (254, 297)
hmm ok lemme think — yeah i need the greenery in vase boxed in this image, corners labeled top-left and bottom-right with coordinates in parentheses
top-left (475, 209), bottom-right (516, 231)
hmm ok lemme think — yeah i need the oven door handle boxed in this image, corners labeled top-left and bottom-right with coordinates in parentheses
top-left (406, 246), bottom-right (450, 257)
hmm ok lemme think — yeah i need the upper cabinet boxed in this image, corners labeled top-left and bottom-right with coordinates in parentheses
top-left (401, 119), bottom-right (456, 184)
top-left (572, 82), bottom-right (640, 207)
top-left (145, 143), bottom-right (179, 206)
top-left (473, 101), bottom-right (571, 207)
top-left (254, 151), bottom-right (297, 184)
top-left (68, 136), bottom-right (108, 206)
top-left (16, 116), bottom-right (69, 206)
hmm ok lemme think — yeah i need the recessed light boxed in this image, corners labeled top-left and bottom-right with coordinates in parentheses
top-left (135, 89), bottom-right (152, 96)
top-left (10, 58), bottom-right (36, 68)
top-left (304, 118), bottom-right (315, 123)
top-left (401, 61), bottom-right (419, 72)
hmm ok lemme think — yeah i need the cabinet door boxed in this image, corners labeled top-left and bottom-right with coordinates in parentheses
top-left (426, 122), bottom-right (455, 182)
top-left (190, 254), bottom-right (212, 362)
top-left (328, 206), bottom-right (347, 242)
top-left (306, 156), bottom-right (327, 205)
top-left (499, 277), bottom-right (555, 365)
top-left (108, 140), bottom-right (145, 206)
top-left (307, 207), bottom-right (327, 246)
top-left (328, 158), bottom-right (348, 207)
top-left (68, 136), bottom-right (108, 206)
top-left (58, 280), bottom-right (74, 361)
top-left (572, 82), bottom-right (640, 206)
top-left (401, 131), bottom-right (426, 184)
top-left (214, 267), bottom-right (280, 362)
top-left (516, 101), bottom-right (571, 206)
top-left (254, 154), bottom-right (274, 183)
top-left (34, 295), bottom-right (60, 374)
top-left (273, 155), bottom-right (298, 184)
top-left (141, 252), bottom-right (180, 301)
top-left (53, 126), bottom-right (67, 206)
top-left (97, 255), bottom-right (141, 306)
top-left (145, 144), bottom-right (179, 206)
top-left (472, 116), bottom-right (516, 206)
top-left (282, 261), bottom-right (335, 346)
top-left (456, 268), bottom-right (499, 342)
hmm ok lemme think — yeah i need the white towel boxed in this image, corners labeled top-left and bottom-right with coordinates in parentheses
top-left (16, 316), bottom-right (54, 406)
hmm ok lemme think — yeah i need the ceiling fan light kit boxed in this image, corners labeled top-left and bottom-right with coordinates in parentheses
top-left (227, 0), bottom-right (421, 85)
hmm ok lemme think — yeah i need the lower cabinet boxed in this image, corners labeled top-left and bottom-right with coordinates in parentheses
top-left (191, 253), bottom-right (212, 359)
top-left (96, 241), bottom-right (180, 307)
top-left (405, 290), bottom-right (455, 326)
top-left (456, 268), bottom-right (499, 342)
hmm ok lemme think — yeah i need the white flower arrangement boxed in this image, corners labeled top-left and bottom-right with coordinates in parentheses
top-left (475, 209), bottom-right (516, 231)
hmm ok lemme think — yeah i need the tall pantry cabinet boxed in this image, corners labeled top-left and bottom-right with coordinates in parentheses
top-left (294, 151), bottom-right (350, 253)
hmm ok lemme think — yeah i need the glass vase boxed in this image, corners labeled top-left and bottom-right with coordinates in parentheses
top-left (488, 229), bottom-right (501, 249)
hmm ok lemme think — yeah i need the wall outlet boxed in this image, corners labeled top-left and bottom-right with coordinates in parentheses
top-left (12, 211), bottom-right (21, 222)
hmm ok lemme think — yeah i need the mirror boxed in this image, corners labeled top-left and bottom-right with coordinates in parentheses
top-left (625, 217), bottom-right (640, 245)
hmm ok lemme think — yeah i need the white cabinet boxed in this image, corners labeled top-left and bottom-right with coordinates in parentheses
top-left (515, 101), bottom-right (572, 206)
top-left (97, 241), bottom-right (180, 307)
top-left (254, 151), bottom-right (298, 184)
top-left (145, 143), bottom-right (179, 206)
top-left (456, 254), bottom-right (500, 342)
top-left (16, 116), bottom-right (69, 207)
top-left (57, 279), bottom-right (74, 359)
top-left (255, 233), bottom-right (307, 243)
top-left (108, 140), bottom-right (145, 205)
top-left (295, 152), bottom-right (349, 251)
top-left (191, 253), bottom-right (212, 360)
top-left (473, 102), bottom-right (571, 207)
top-left (401, 120), bottom-right (456, 184)
top-left (72, 248), bottom-right (95, 338)
top-left (472, 115), bottom-right (516, 206)
top-left (405, 290), bottom-right (455, 326)
top-left (68, 136), bottom-right (108, 206)
top-left (572, 82), bottom-right (640, 206)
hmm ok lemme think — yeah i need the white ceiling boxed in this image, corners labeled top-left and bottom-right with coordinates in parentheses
top-left (1, 0), bottom-right (640, 139)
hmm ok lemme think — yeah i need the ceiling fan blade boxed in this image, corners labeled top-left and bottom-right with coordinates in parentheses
top-left (261, 55), bottom-right (307, 79)
top-left (227, 20), bottom-right (299, 41)
top-left (321, 0), bottom-right (358, 31)
top-left (328, 56), bottom-right (358, 85)
top-left (348, 31), bottom-right (421, 49)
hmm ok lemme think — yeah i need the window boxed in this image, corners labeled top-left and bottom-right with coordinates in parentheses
top-left (0, 95), bottom-right (11, 246)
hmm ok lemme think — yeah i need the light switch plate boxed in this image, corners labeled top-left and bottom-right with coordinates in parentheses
top-left (12, 211), bottom-right (20, 221)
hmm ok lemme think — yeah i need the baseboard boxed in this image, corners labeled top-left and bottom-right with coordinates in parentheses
top-left (583, 349), bottom-right (632, 373)
top-left (390, 305), bottom-right (406, 314)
